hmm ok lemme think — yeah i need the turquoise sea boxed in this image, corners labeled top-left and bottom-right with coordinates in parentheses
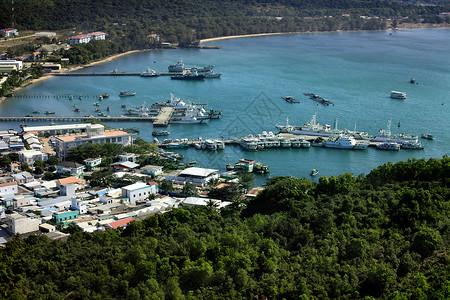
top-left (1, 29), bottom-right (449, 186)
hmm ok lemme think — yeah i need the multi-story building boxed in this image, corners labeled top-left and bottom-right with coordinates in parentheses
top-left (18, 149), bottom-right (48, 164)
top-left (121, 182), bottom-right (158, 204)
top-left (52, 124), bottom-right (134, 160)
top-left (6, 213), bottom-right (41, 234)
top-left (0, 181), bottom-right (18, 196)
top-left (69, 31), bottom-right (106, 45)
top-left (0, 60), bottom-right (23, 70)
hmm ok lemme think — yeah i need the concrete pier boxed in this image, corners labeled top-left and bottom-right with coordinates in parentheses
top-left (153, 107), bottom-right (175, 127)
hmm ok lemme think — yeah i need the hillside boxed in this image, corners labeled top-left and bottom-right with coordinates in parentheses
top-left (1, 157), bottom-right (449, 299)
top-left (0, 0), bottom-right (449, 42)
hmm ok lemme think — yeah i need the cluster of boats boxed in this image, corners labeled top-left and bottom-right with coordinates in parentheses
top-left (124, 93), bottom-right (221, 124)
top-left (193, 139), bottom-right (226, 151)
top-left (169, 60), bottom-right (221, 80)
top-left (239, 131), bottom-right (311, 151)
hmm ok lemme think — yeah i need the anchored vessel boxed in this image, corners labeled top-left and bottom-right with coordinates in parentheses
top-left (390, 91), bottom-right (407, 99)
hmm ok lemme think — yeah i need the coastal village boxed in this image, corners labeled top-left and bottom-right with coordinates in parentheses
top-left (0, 122), bottom-right (263, 244)
top-left (0, 23), bottom-right (437, 244)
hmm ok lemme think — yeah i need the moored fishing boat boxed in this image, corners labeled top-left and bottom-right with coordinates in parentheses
top-left (152, 130), bottom-right (170, 136)
top-left (310, 169), bottom-right (319, 176)
top-left (119, 91), bottom-right (136, 97)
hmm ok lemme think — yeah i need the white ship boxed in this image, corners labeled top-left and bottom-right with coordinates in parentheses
top-left (376, 142), bottom-right (401, 151)
top-left (168, 60), bottom-right (184, 72)
top-left (324, 134), bottom-right (369, 150)
top-left (140, 68), bottom-right (158, 77)
top-left (390, 91), bottom-right (406, 99)
top-left (293, 114), bottom-right (343, 137)
top-left (371, 119), bottom-right (418, 143)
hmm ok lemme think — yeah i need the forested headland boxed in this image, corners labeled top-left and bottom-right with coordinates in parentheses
top-left (1, 157), bottom-right (449, 299)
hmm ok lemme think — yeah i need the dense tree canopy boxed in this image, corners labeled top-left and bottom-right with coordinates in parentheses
top-left (0, 157), bottom-right (449, 298)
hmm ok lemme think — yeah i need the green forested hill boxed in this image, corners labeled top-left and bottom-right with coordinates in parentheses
top-left (0, 0), bottom-right (448, 42)
top-left (1, 157), bottom-right (449, 299)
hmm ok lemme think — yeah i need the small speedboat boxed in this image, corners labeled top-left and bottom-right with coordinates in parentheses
top-left (310, 169), bottom-right (319, 176)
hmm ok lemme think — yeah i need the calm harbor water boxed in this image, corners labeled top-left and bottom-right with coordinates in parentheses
top-left (1, 29), bottom-right (449, 186)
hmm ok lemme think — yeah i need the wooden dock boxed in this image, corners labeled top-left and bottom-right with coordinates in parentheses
top-left (0, 116), bottom-right (156, 123)
top-left (152, 107), bottom-right (175, 127)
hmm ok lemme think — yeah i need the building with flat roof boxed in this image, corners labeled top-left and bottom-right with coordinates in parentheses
top-left (70, 31), bottom-right (106, 45)
top-left (22, 123), bottom-right (92, 137)
top-left (84, 157), bottom-right (102, 170)
top-left (122, 182), bottom-right (158, 204)
top-left (6, 213), bottom-right (41, 234)
top-left (0, 60), bottom-right (22, 70)
top-left (56, 161), bottom-right (85, 178)
top-left (18, 149), bottom-right (48, 164)
top-left (165, 167), bottom-right (219, 186)
top-left (142, 165), bottom-right (164, 176)
top-left (52, 124), bottom-right (134, 159)
top-left (0, 181), bottom-right (17, 196)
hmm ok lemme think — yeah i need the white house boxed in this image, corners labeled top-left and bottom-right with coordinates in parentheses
top-left (69, 31), bottom-right (106, 45)
top-left (18, 149), bottom-right (48, 164)
top-left (0, 181), bottom-right (18, 196)
top-left (84, 157), bottom-right (102, 170)
top-left (0, 28), bottom-right (18, 37)
top-left (121, 182), bottom-right (158, 204)
top-left (56, 161), bottom-right (85, 178)
top-left (119, 153), bottom-right (140, 163)
top-left (6, 213), bottom-right (41, 234)
top-left (142, 165), bottom-right (163, 177)
top-left (165, 167), bottom-right (219, 186)
top-left (71, 198), bottom-right (87, 214)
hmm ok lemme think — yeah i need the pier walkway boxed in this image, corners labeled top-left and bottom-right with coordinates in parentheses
top-left (0, 116), bottom-right (155, 123)
top-left (153, 107), bottom-right (175, 127)
top-left (51, 72), bottom-right (182, 77)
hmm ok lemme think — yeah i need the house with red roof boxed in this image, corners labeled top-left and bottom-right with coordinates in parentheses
top-left (105, 217), bottom-right (134, 229)
top-left (0, 28), bottom-right (18, 38)
top-left (69, 31), bottom-right (106, 45)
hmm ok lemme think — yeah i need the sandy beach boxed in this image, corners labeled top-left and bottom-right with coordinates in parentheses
top-left (199, 32), bottom-right (299, 43)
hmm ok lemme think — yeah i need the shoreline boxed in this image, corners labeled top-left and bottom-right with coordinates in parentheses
top-left (199, 24), bottom-right (450, 43)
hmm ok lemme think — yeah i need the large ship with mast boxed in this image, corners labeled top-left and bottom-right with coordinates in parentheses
top-left (371, 119), bottom-right (418, 143)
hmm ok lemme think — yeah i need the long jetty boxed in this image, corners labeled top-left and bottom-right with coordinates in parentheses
top-left (51, 72), bottom-right (182, 77)
top-left (0, 116), bottom-right (156, 122)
